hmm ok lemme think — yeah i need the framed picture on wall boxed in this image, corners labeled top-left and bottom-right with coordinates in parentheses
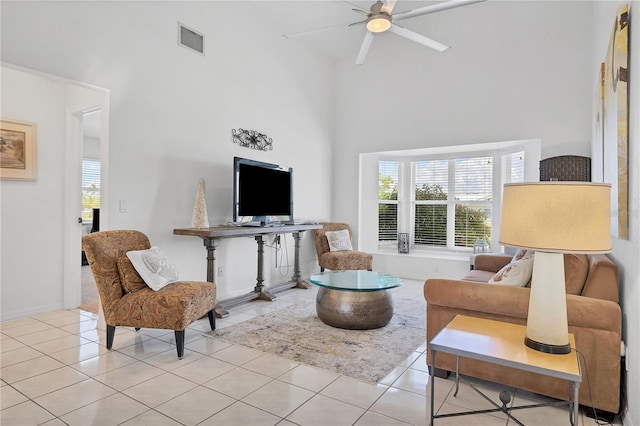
top-left (602, 4), bottom-right (629, 239)
top-left (0, 118), bottom-right (37, 181)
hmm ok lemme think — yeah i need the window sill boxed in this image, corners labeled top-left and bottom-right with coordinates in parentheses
top-left (370, 247), bottom-right (471, 262)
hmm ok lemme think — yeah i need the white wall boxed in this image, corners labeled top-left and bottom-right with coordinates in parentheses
top-left (83, 136), bottom-right (100, 159)
top-left (0, 68), bottom-right (67, 318)
top-left (1, 66), bottom-right (109, 319)
top-left (592, 3), bottom-right (639, 424)
top-left (333, 1), bottom-right (595, 279)
top-left (0, 1), bottom-right (334, 314)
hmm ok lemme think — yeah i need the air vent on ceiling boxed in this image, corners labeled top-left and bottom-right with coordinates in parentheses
top-left (178, 22), bottom-right (204, 55)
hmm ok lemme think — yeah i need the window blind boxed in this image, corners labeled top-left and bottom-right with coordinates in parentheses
top-left (454, 157), bottom-right (492, 248)
top-left (82, 159), bottom-right (101, 221)
top-left (506, 151), bottom-right (525, 183)
top-left (379, 161), bottom-right (399, 241)
top-left (377, 147), bottom-right (528, 251)
top-left (414, 160), bottom-right (448, 246)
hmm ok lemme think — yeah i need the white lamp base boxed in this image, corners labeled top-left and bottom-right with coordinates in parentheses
top-left (525, 251), bottom-right (571, 355)
top-left (524, 336), bottom-right (571, 354)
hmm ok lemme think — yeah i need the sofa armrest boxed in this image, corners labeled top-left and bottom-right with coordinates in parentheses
top-left (472, 254), bottom-right (512, 273)
top-left (425, 279), bottom-right (529, 319)
top-left (582, 254), bottom-right (619, 303)
top-left (566, 293), bottom-right (621, 333)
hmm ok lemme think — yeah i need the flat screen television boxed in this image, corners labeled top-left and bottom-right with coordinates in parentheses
top-left (233, 157), bottom-right (293, 225)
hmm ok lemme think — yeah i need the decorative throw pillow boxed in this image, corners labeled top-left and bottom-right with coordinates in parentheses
top-left (116, 257), bottom-right (148, 293)
top-left (325, 229), bottom-right (353, 252)
top-left (126, 247), bottom-right (179, 291)
top-left (488, 256), bottom-right (534, 287)
top-left (511, 248), bottom-right (534, 262)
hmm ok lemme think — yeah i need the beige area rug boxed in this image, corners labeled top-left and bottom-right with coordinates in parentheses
top-left (215, 297), bottom-right (426, 383)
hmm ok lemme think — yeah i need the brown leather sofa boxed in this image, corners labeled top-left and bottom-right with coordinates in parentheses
top-left (424, 253), bottom-right (621, 414)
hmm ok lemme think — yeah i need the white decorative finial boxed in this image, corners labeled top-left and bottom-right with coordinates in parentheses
top-left (191, 179), bottom-right (210, 229)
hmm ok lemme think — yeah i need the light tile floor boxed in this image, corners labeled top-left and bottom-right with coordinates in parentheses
top-left (0, 280), bottom-right (617, 425)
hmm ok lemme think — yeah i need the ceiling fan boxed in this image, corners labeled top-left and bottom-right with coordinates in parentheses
top-left (284, 0), bottom-right (486, 65)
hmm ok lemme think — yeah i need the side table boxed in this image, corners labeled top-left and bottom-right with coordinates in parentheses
top-left (429, 315), bottom-right (581, 425)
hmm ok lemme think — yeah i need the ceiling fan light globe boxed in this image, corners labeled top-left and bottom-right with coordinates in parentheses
top-left (366, 15), bottom-right (391, 32)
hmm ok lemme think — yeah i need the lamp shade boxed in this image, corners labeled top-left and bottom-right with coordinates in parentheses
top-left (499, 182), bottom-right (611, 253)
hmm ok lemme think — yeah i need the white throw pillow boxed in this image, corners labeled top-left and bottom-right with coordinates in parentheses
top-left (126, 247), bottom-right (179, 291)
top-left (488, 256), bottom-right (534, 287)
top-left (325, 229), bottom-right (353, 252)
top-left (511, 248), bottom-right (534, 262)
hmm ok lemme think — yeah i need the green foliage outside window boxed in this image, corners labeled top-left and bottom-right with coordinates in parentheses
top-left (82, 183), bottom-right (100, 221)
top-left (379, 174), bottom-right (399, 240)
top-left (378, 181), bottom-right (490, 248)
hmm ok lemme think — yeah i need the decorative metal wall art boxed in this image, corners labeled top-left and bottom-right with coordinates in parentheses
top-left (232, 128), bottom-right (273, 151)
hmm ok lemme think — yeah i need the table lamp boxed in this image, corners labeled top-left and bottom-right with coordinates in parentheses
top-left (499, 182), bottom-right (611, 354)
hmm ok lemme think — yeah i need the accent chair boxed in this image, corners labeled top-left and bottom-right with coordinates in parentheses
top-left (313, 222), bottom-right (373, 272)
top-left (82, 229), bottom-right (217, 359)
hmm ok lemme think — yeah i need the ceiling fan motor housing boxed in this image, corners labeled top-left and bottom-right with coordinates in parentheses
top-left (367, 0), bottom-right (392, 33)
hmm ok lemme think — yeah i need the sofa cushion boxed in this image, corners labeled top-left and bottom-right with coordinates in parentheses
top-left (462, 269), bottom-right (496, 283)
top-left (564, 253), bottom-right (589, 295)
top-left (325, 229), bottom-right (353, 252)
top-left (488, 256), bottom-right (534, 287)
top-left (116, 257), bottom-right (148, 293)
top-left (319, 251), bottom-right (372, 270)
top-left (114, 281), bottom-right (216, 330)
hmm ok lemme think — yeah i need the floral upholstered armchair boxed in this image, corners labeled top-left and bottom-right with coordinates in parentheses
top-left (82, 230), bottom-right (216, 359)
top-left (313, 222), bottom-right (373, 272)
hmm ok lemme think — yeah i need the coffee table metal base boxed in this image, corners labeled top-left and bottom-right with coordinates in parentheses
top-left (315, 287), bottom-right (393, 330)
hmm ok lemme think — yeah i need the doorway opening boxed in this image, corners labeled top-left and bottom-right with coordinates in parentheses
top-left (79, 110), bottom-right (102, 313)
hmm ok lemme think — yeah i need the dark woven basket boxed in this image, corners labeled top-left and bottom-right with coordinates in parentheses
top-left (539, 155), bottom-right (591, 182)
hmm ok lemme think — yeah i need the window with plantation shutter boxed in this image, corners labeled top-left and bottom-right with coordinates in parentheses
top-left (505, 151), bottom-right (525, 183)
top-left (378, 161), bottom-right (399, 242)
top-left (82, 159), bottom-right (100, 221)
top-left (377, 147), bottom-right (528, 252)
top-left (414, 160), bottom-right (448, 246)
top-left (453, 157), bottom-right (492, 248)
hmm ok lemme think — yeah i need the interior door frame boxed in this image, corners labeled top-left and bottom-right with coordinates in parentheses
top-left (63, 89), bottom-right (110, 310)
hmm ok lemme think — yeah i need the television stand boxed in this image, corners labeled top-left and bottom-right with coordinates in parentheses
top-left (173, 224), bottom-right (322, 317)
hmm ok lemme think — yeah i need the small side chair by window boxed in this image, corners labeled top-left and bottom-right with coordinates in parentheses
top-left (313, 222), bottom-right (373, 272)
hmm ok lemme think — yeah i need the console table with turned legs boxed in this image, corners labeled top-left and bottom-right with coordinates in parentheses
top-left (174, 224), bottom-right (321, 317)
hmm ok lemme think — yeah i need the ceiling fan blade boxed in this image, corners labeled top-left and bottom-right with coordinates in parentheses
top-left (392, 0), bottom-right (485, 22)
top-left (388, 24), bottom-right (449, 52)
top-left (343, 0), bottom-right (369, 13)
top-left (381, 0), bottom-right (397, 14)
top-left (349, 20), bottom-right (367, 27)
top-left (283, 22), bottom-right (353, 38)
top-left (355, 31), bottom-right (375, 65)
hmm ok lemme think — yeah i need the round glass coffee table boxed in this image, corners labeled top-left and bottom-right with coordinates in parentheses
top-left (309, 270), bottom-right (403, 330)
